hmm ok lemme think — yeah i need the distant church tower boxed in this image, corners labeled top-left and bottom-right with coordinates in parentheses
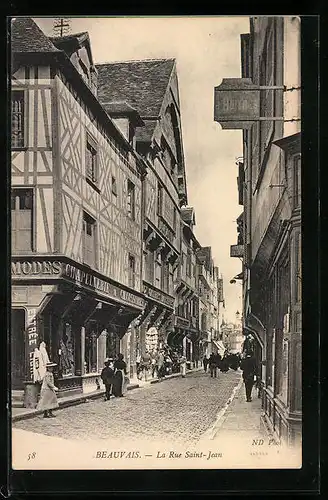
top-left (235, 310), bottom-right (241, 324)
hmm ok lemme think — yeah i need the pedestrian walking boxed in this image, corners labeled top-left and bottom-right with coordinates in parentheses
top-left (36, 362), bottom-right (59, 418)
top-left (151, 353), bottom-right (157, 378)
top-left (220, 352), bottom-right (230, 372)
top-left (180, 355), bottom-right (187, 378)
top-left (214, 352), bottom-right (222, 374)
top-left (136, 350), bottom-right (142, 379)
top-left (112, 353), bottom-right (127, 397)
top-left (157, 350), bottom-right (165, 380)
top-left (240, 350), bottom-right (257, 402)
top-left (101, 358), bottom-right (115, 401)
top-left (209, 353), bottom-right (217, 378)
top-left (203, 355), bottom-right (209, 373)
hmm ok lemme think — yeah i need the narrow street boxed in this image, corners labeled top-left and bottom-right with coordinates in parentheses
top-left (13, 370), bottom-right (241, 445)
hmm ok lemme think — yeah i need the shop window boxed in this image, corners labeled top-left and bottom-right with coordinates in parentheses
top-left (12, 90), bottom-right (25, 149)
top-left (127, 179), bottom-right (135, 220)
top-left (86, 135), bottom-right (98, 185)
top-left (59, 323), bottom-right (75, 377)
top-left (85, 321), bottom-right (98, 374)
top-left (11, 188), bottom-right (33, 252)
top-left (82, 211), bottom-right (97, 268)
top-left (128, 254), bottom-right (136, 288)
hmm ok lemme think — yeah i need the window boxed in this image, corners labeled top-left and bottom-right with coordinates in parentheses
top-left (11, 189), bottom-right (33, 252)
top-left (86, 138), bottom-right (97, 184)
top-left (155, 251), bottom-right (162, 288)
top-left (112, 176), bottom-right (117, 196)
top-left (128, 254), bottom-right (136, 288)
top-left (186, 251), bottom-right (192, 277)
top-left (157, 183), bottom-right (163, 216)
top-left (12, 90), bottom-right (25, 149)
top-left (173, 208), bottom-right (177, 232)
top-left (161, 261), bottom-right (170, 293)
top-left (82, 211), bottom-right (96, 268)
top-left (259, 21), bottom-right (276, 168)
top-left (127, 179), bottom-right (135, 219)
top-left (145, 250), bottom-right (154, 284)
top-left (293, 155), bottom-right (301, 209)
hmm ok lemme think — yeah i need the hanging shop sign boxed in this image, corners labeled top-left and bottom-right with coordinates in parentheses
top-left (143, 283), bottom-right (175, 309)
top-left (214, 78), bottom-right (284, 129)
top-left (230, 244), bottom-right (244, 258)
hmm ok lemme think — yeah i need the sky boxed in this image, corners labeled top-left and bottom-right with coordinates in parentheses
top-left (34, 16), bottom-right (249, 323)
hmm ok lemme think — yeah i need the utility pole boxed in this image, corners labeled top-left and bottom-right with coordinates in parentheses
top-left (53, 18), bottom-right (71, 37)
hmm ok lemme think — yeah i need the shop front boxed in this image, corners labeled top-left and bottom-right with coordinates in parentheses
top-left (11, 256), bottom-right (146, 405)
top-left (135, 281), bottom-right (175, 357)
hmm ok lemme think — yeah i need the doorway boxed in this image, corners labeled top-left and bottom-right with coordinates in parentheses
top-left (11, 308), bottom-right (26, 389)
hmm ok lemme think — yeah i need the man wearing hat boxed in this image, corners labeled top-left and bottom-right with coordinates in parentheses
top-left (101, 358), bottom-right (115, 401)
top-left (36, 362), bottom-right (59, 418)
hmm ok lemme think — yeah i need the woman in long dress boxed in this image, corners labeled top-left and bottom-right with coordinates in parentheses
top-left (112, 353), bottom-right (127, 397)
top-left (36, 362), bottom-right (59, 417)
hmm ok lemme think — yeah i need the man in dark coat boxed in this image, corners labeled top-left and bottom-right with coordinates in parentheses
top-left (208, 353), bottom-right (217, 378)
top-left (240, 351), bottom-right (257, 402)
top-left (214, 352), bottom-right (222, 372)
top-left (101, 358), bottom-right (115, 401)
top-left (203, 355), bottom-right (209, 373)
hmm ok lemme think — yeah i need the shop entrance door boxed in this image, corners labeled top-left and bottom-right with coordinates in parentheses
top-left (11, 308), bottom-right (26, 389)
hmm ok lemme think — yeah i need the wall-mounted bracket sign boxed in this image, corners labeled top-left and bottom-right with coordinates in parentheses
top-left (214, 78), bottom-right (284, 130)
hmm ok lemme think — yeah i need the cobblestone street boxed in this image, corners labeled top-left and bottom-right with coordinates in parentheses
top-left (13, 370), bottom-right (241, 445)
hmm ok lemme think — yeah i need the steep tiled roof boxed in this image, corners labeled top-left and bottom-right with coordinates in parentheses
top-left (96, 59), bottom-right (175, 118)
top-left (11, 17), bottom-right (60, 54)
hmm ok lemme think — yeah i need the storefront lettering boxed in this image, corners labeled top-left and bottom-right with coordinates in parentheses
top-left (144, 284), bottom-right (174, 308)
top-left (12, 260), bottom-right (62, 276)
top-left (26, 308), bottom-right (38, 380)
top-left (64, 264), bottom-right (145, 308)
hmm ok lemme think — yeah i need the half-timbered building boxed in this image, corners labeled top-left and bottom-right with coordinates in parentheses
top-left (96, 59), bottom-right (187, 375)
top-left (11, 18), bottom-right (146, 402)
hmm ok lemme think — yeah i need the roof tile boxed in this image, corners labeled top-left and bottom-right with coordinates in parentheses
top-left (96, 59), bottom-right (175, 118)
top-left (11, 17), bottom-right (60, 54)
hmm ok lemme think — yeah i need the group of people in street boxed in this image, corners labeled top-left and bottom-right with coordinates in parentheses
top-left (203, 351), bottom-right (241, 377)
top-left (100, 353), bottom-right (128, 400)
top-left (136, 346), bottom-right (182, 381)
top-left (203, 349), bottom-right (260, 402)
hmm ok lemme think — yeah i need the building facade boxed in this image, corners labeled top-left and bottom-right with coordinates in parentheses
top-left (95, 58), bottom-right (187, 376)
top-left (11, 18), bottom-right (146, 398)
top-left (224, 17), bottom-right (301, 445)
top-left (11, 18), bottom-right (227, 404)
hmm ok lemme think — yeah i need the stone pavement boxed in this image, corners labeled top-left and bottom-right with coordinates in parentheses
top-left (212, 377), bottom-right (264, 442)
top-left (11, 367), bottom-right (202, 422)
top-left (12, 369), bottom-right (241, 446)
